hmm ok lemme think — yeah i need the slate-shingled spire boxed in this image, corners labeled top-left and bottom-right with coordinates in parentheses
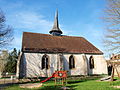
top-left (49, 10), bottom-right (63, 36)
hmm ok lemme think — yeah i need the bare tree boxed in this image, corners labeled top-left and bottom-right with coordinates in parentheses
top-left (103, 0), bottom-right (120, 54)
top-left (0, 10), bottom-right (13, 50)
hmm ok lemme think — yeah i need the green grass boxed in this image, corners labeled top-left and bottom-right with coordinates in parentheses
top-left (4, 77), bottom-right (120, 90)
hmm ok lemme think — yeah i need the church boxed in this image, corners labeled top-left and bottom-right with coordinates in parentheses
top-left (16, 11), bottom-right (108, 78)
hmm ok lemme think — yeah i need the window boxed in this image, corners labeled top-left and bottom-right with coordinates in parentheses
top-left (69, 55), bottom-right (75, 69)
top-left (42, 54), bottom-right (49, 69)
top-left (89, 56), bottom-right (94, 69)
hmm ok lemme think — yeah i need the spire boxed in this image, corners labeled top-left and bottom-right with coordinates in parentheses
top-left (49, 9), bottom-right (63, 36)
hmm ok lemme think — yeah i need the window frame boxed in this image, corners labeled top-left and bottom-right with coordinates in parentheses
top-left (41, 54), bottom-right (49, 69)
top-left (89, 56), bottom-right (94, 69)
top-left (69, 55), bottom-right (75, 69)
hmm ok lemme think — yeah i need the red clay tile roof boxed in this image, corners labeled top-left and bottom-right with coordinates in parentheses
top-left (22, 32), bottom-right (103, 54)
top-left (110, 54), bottom-right (120, 60)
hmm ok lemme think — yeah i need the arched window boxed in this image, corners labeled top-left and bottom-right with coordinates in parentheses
top-left (89, 56), bottom-right (94, 69)
top-left (42, 54), bottom-right (49, 69)
top-left (69, 55), bottom-right (75, 69)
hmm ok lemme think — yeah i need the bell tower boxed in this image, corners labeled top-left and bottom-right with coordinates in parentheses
top-left (49, 10), bottom-right (63, 36)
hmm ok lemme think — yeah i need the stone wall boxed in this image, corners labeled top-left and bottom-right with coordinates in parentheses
top-left (17, 53), bottom-right (108, 78)
top-left (86, 55), bottom-right (108, 75)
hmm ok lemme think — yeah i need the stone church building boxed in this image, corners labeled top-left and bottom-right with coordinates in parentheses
top-left (16, 11), bottom-right (107, 78)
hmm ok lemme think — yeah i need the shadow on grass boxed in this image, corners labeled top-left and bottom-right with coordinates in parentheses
top-left (67, 80), bottom-right (82, 84)
top-left (40, 85), bottom-right (78, 90)
top-left (40, 86), bottom-right (61, 90)
top-left (67, 85), bottom-right (78, 90)
top-left (0, 83), bottom-right (13, 89)
top-left (67, 78), bottom-right (97, 84)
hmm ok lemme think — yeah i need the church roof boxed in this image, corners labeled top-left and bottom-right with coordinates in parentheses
top-left (22, 32), bottom-right (103, 54)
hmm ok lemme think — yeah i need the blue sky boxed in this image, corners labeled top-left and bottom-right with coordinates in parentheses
top-left (0, 0), bottom-right (108, 56)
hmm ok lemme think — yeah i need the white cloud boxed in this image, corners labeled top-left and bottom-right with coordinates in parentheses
top-left (5, 11), bottom-right (53, 50)
top-left (7, 11), bottom-right (53, 33)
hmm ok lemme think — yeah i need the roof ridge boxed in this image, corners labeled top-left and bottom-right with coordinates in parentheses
top-left (23, 32), bottom-right (84, 38)
top-left (23, 32), bottom-right (51, 36)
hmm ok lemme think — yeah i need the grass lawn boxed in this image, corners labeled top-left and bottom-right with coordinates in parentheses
top-left (4, 77), bottom-right (120, 90)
